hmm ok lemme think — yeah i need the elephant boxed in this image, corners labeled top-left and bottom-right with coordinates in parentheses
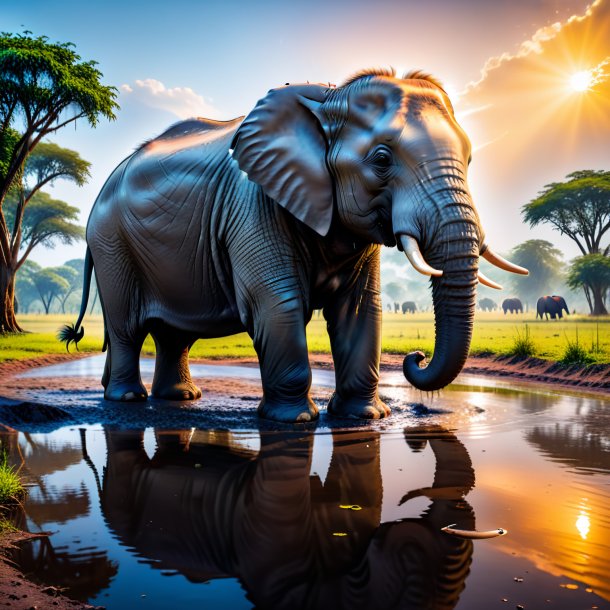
top-left (99, 425), bottom-right (476, 609)
top-left (402, 300), bottom-right (417, 314)
top-left (393, 301), bottom-right (400, 313)
top-left (536, 295), bottom-right (569, 320)
top-left (502, 297), bottom-right (523, 314)
top-left (478, 297), bottom-right (497, 312)
top-left (63, 68), bottom-right (527, 422)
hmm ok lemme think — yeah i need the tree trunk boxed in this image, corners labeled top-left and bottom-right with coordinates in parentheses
top-left (590, 282), bottom-right (608, 316)
top-left (0, 262), bottom-right (22, 333)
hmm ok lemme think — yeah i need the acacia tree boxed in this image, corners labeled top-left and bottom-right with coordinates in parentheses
top-left (55, 260), bottom-right (82, 312)
top-left (0, 32), bottom-right (117, 332)
top-left (523, 170), bottom-right (610, 256)
top-left (523, 170), bottom-right (610, 315)
top-left (507, 240), bottom-right (564, 308)
top-left (33, 267), bottom-right (69, 314)
top-left (567, 255), bottom-right (610, 316)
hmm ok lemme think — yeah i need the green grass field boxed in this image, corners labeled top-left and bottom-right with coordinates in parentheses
top-left (1, 311), bottom-right (609, 364)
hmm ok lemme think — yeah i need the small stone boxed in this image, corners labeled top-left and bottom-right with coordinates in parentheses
top-left (501, 598), bottom-right (508, 602)
top-left (516, 605), bottom-right (524, 610)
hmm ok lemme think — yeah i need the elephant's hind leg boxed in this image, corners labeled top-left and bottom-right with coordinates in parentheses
top-left (150, 323), bottom-right (202, 401)
top-left (103, 333), bottom-right (148, 401)
top-left (93, 240), bottom-right (148, 402)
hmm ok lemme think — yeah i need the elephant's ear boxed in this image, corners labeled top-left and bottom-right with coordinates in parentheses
top-left (231, 84), bottom-right (333, 236)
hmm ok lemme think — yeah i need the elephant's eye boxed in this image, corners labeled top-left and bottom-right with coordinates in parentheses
top-left (369, 147), bottom-right (394, 177)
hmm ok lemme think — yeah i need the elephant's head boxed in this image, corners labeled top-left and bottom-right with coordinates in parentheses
top-left (232, 69), bottom-right (527, 391)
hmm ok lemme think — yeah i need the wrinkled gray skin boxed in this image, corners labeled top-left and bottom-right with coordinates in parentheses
top-left (82, 69), bottom-right (483, 422)
top-left (502, 297), bottom-right (523, 314)
top-left (537, 295), bottom-right (569, 319)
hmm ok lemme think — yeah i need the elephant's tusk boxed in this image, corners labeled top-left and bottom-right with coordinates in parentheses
top-left (400, 235), bottom-right (443, 277)
top-left (482, 247), bottom-right (529, 276)
top-left (477, 271), bottom-right (502, 290)
top-left (441, 523), bottom-right (508, 539)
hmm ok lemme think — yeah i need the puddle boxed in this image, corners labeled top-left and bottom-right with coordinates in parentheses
top-left (1, 359), bottom-right (610, 608)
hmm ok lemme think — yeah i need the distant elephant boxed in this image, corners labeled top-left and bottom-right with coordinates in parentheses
top-left (394, 302), bottom-right (400, 313)
top-left (64, 68), bottom-right (526, 421)
top-left (537, 295), bottom-right (569, 320)
top-left (402, 301), bottom-right (417, 314)
top-left (478, 297), bottom-right (497, 312)
top-left (100, 426), bottom-right (476, 609)
top-left (502, 297), bottom-right (523, 314)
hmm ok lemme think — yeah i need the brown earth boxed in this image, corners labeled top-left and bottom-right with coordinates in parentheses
top-left (0, 530), bottom-right (101, 609)
top-left (0, 350), bottom-right (608, 608)
top-left (0, 351), bottom-right (609, 400)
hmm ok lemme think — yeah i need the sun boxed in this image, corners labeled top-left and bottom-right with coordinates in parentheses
top-left (569, 70), bottom-right (593, 92)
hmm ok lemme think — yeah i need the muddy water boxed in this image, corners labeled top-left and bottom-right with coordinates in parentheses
top-left (2, 362), bottom-right (610, 609)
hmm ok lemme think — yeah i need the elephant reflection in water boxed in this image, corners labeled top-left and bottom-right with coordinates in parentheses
top-left (101, 426), bottom-right (476, 609)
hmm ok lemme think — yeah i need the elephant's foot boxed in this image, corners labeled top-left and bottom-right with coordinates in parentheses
top-left (151, 381), bottom-right (202, 401)
top-left (327, 392), bottom-right (390, 420)
top-left (104, 381), bottom-right (148, 402)
top-left (258, 396), bottom-right (319, 423)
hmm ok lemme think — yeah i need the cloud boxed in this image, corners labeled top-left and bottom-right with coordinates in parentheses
top-left (119, 78), bottom-right (219, 119)
top-left (461, 0), bottom-right (603, 96)
top-left (453, 0), bottom-right (610, 258)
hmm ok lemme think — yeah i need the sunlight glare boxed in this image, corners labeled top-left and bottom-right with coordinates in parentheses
top-left (569, 70), bottom-right (593, 92)
top-left (576, 512), bottom-right (590, 540)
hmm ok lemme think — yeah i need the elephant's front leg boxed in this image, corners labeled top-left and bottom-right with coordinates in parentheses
top-left (250, 293), bottom-right (318, 423)
top-left (325, 251), bottom-right (389, 419)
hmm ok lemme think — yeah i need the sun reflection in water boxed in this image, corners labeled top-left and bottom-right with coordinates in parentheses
top-left (576, 511), bottom-right (590, 540)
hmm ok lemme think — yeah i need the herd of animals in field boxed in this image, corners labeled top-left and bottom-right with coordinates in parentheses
top-left (383, 295), bottom-right (571, 319)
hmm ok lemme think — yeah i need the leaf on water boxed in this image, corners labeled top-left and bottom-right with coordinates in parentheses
top-left (339, 504), bottom-right (362, 511)
top-left (332, 532), bottom-right (348, 537)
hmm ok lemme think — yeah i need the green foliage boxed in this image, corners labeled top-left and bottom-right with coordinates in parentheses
top-left (0, 31), bottom-right (118, 133)
top-left (560, 328), bottom-right (596, 366)
top-left (507, 324), bottom-right (537, 358)
top-left (33, 267), bottom-right (70, 313)
top-left (0, 450), bottom-right (24, 504)
top-left (0, 127), bottom-right (19, 184)
top-left (522, 170), bottom-right (610, 256)
top-left (0, 31), bottom-right (117, 331)
top-left (23, 141), bottom-right (91, 193)
top-left (4, 190), bottom-right (84, 252)
top-left (567, 254), bottom-right (610, 315)
top-left (508, 240), bottom-right (564, 307)
top-left (383, 281), bottom-right (405, 302)
top-left (567, 254), bottom-right (610, 290)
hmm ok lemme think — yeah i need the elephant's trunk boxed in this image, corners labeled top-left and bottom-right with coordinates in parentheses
top-left (401, 208), bottom-right (480, 392)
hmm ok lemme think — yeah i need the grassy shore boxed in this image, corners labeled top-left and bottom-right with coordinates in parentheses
top-left (1, 312), bottom-right (608, 364)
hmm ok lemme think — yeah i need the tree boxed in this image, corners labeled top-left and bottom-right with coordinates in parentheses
top-left (0, 31), bottom-right (118, 332)
top-left (32, 267), bottom-right (69, 314)
top-left (523, 170), bottom-right (610, 256)
top-left (14, 259), bottom-right (40, 313)
top-left (55, 260), bottom-right (82, 312)
top-left (4, 190), bottom-right (84, 265)
top-left (566, 254), bottom-right (610, 316)
top-left (383, 281), bottom-right (405, 303)
top-left (523, 171), bottom-right (610, 317)
top-left (506, 240), bottom-right (564, 308)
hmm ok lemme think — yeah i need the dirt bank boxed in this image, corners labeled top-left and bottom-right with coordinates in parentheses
top-left (1, 351), bottom-right (609, 399)
top-left (0, 530), bottom-right (101, 609)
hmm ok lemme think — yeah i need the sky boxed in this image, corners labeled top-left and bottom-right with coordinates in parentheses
top-left (3, 0), bottom-right (610, 270)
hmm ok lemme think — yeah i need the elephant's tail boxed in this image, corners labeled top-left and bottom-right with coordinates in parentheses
top-left (57, 247), bottom-right (94, 352)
